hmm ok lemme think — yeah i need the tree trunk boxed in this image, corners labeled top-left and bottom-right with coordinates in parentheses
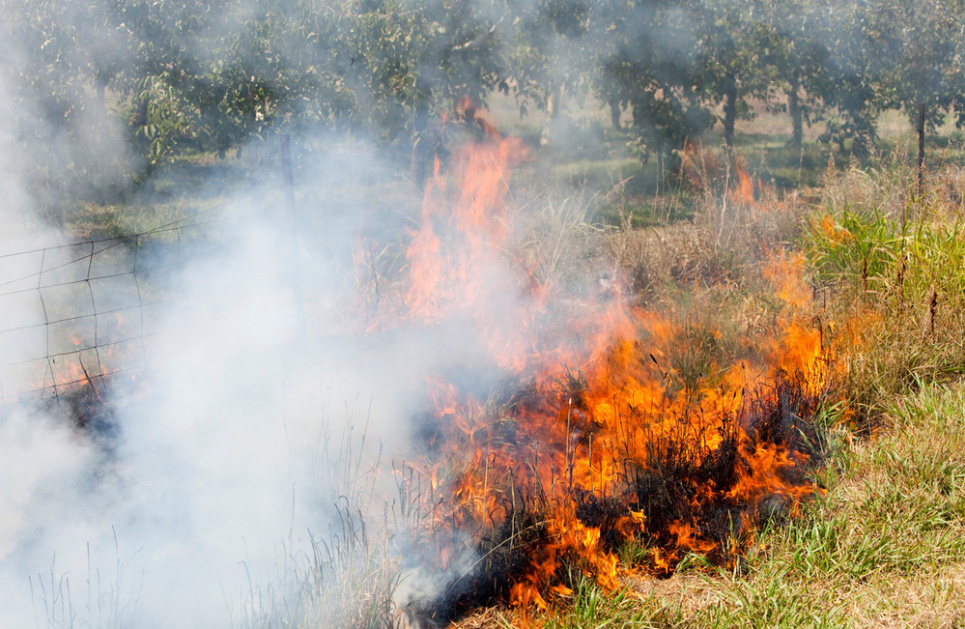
top-left (609, 97), bottom-right (621, 129)
top-left (723, 75), bottom-right (737, 150)
top-left (788, 86), bottom-right (803, 148)
top-left (131, 96), bottom-right (149, 128)
top-left (541, 84), bottom-right (563, 146)
top-left (546, 83), bottom-right (562, 120)
top-left (410, 106), bottom-right (430, 188)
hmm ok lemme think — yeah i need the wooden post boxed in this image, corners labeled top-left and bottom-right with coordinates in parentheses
top-left (280, 135), bottom-right (296, 212)
top-left (918, 103), bottom-right (925, 197)
top-left (280, 134), bottom-right (306, 340)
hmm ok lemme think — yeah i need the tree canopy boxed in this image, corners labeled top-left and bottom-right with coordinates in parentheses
top-left (2, 0), bottom-right (964, 200)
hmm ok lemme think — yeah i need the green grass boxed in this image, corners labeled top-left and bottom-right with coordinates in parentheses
top-left (727, 382), bottom-right (965, 628)
top-left (537, 578), bottom-right (665, 629)
top-left (802, 166), bottom-right (965, 423)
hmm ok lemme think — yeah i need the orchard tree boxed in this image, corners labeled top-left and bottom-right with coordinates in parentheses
top-left (689, 0), bottom-right (780, 150)
top-left (507, 0), bottom-right (594, 130)
top-left (594, 0), bottom-right (781, 164)
top-left (342, 0), bottom-right (511, 184)
top-left (757, 0), bottom-right (831, 147)
top-left (347, 0), bottom-right (509, 138)
top-left (883, 0), bottom-right (965, 130)
top-left (0, 0), bottom-right (138, 217)
top-left (807, 0), bottom-right (899, 154)
top-left (595, 0), bottom-right (713, 163)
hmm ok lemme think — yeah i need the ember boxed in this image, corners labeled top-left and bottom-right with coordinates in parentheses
top-left (367, 123), bottom-right (837, 623)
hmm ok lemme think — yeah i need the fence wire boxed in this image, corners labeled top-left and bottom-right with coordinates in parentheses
top-left (0, 217), bottom-right (226, 405)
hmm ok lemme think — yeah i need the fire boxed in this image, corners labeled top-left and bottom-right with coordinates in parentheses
top-left (370, 126), bottom-right (836, 618)
top-left (732, 160), bottom-right (756, 205)
top-left (404, 136), bottom-right (528, 325)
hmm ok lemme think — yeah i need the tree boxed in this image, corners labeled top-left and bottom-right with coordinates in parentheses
top-left (807, 0), bottom-right (898, 154)
top-left (758, 0), bottom-right (831, 147)
top-left (882, 0), bottom-right (965, 131)
top-left (1, 0), bottom-right (136, 218)
top-left (595, 0), bottom-right (714, 164)
top-left (688, 0), bottom-right (783, 150)
top-left (507, 0), bottom-right (594, 138)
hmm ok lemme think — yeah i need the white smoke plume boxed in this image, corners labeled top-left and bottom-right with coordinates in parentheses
top-left (0, 2), bottom-right (605, 626)
top-left (0, 124), bottom-right (543, 629)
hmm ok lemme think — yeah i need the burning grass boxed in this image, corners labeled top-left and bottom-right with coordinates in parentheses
top-left (405, 368), bottom-right (829, 627)
top-left (22, 131), bottom-right (965, 629)
top-left (351, 134), bottom-right (845, 625)
top-left (621, 381), bottom-right (965, 629)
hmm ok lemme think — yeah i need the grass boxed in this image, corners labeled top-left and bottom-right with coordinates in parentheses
top-left (803, 162), bottom-right (965, 424)
top-left (31, 106), bottom-right (965, 628)
top-left (700, 381), bottom-right (965, 628)
top-left (231, 408), bottom-right (403, 629)
top-left (29, 530), bottom-right (139, 629)
top-left (233, 524), bottom-right (401, 629)
top-left (434, 149), bottom-right (965, 628)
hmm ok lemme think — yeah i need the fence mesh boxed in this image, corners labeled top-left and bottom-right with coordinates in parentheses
top-left (0, 217), bottom-right (224, 404)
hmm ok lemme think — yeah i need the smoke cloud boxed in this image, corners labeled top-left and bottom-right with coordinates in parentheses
top-left (0, 64), bottom-right (546, 629)
top-left (0, 0), bottom-right (851, 624)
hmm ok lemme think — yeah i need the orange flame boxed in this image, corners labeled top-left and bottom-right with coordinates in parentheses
top-left (729, 159), bottom-right (756, 205)
top-left (370, 121), bottom-right (837, 611)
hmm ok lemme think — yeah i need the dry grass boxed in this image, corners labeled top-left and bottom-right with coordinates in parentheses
top-left (61, 145), bottom-right (956, 629)
top-left (602, 180), bottom-right (807, 305)
top-left (420, 158), bottom-right (965, 629)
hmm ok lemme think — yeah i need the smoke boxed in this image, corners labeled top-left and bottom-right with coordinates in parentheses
top-left (0, 111), bottom-right (549, 628)
top-left (0, 0), bottom-right (620, 624)
top-left (0, 0), bottom-right (852, 625)
top-left (0, 184), bottom-right (375, 626)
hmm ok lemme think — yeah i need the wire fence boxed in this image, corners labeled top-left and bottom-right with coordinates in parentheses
top-left (0, 156), bottom-right (410, 408)
top-left (0, 215), bottom-right (226, 405)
